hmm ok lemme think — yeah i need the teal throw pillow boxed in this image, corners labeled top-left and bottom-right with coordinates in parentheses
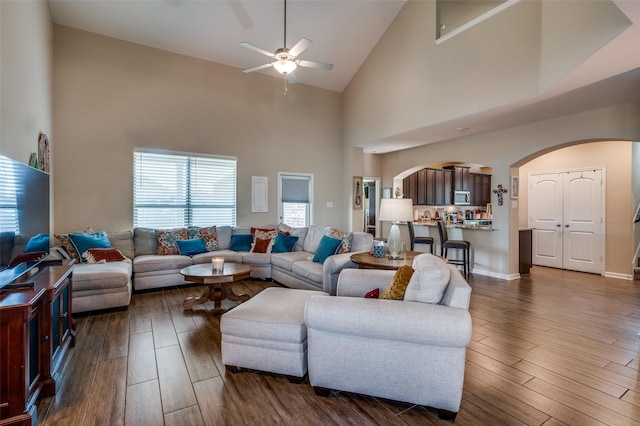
top-left (24, 233), bottom-right (50, 253)
top-left (230, 234), bottom-right (253, 251)
top-left (271, 234), bottom-right (299, 253)
top-left (68, 231), bottom-right (111, 262)
top-left (176, 238), bottom-right (208, 256)
top-left (312, 236), bottom-right (342, 264)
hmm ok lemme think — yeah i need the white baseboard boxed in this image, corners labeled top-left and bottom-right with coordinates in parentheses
top-left (470, 268), bottom-right (514, 280)
top-left (603, 271), bottom-right (633, 280)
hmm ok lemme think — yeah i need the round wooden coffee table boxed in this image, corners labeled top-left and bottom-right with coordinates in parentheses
top-left (350, 251), bottom-right (423, 270)
top-left (181, 263), bottom-right (252, 314)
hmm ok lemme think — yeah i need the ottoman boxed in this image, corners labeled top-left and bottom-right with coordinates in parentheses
top-left (220, 287), bottom-right (328, 380)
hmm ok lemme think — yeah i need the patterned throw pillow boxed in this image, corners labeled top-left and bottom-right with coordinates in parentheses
top-left (188, 226), bottom-right (219, 251)
top-left (156, 228), bottom-right (188, 255)
top-left (54, 227), bottom-right (95, 260)
top-left (364, 288), bottom-right (380, 299)
top-left (379, 265), bottom-right (415, 300)
top-left (250, 237), bottom-right (272, 253)
top-left (326, 228), bottom-right (353, 254)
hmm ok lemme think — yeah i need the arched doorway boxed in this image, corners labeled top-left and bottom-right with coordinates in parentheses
top-left (513, 140), bottom-right (635, 279)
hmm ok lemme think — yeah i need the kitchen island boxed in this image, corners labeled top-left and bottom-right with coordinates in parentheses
top-left (410, 221), bottom-right (498, 276)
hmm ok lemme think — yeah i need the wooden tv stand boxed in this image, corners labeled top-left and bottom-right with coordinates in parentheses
top-left (0, 262), bottom-right (75, 425)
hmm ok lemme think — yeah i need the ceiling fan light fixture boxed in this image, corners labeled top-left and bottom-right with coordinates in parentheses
top-left (273, 59), bottom-right (297, 74)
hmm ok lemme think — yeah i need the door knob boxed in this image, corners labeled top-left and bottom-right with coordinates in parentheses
top-left (565, 224), bottom-right (569, 227)
top-left (556, 224), bottom-right (561, 227)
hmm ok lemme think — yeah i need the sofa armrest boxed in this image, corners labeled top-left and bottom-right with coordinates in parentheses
top-left (335, 268), bottom-right (396, 297)
top-left (305, 295), bottom-right (472, 348)
top-left (322, 252), bottom-right (362, 295)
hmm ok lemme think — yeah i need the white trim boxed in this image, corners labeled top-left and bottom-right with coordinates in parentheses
top-left (277, 172), bottom-right (314, 226)
top-left (436, 0), bottom-right (521, 45)
top-left (603, 271), bottom-right (633, 280)
top-left (467, 267), bottom-right (515, 281)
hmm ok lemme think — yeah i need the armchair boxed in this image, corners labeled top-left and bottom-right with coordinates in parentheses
top-left (304, 261), bottom-right (472, 421)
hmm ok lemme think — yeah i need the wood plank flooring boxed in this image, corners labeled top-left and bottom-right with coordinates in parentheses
top-left (36, 267), bottom-right (640, 425)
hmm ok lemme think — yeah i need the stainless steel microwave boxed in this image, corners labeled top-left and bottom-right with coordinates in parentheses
top-left (454, 191), bottom-right (471, 205)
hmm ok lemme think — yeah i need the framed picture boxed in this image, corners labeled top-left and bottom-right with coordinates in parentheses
top-left (251, 176), bottom-right (268, 212)
top-left (353, 176), bottom-right (363, 210)
top-left (511, 176), bottom-right (519, 199)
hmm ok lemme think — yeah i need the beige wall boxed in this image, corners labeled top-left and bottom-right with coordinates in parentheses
top-left (518, 141), bottom-right (634, 276)
top-left (53, 26), bottom-right (345, 233)
top-left (0, 0), bottom-right (53, 164)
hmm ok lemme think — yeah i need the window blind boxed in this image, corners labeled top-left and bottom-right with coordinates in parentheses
top-left (0, 157), bottom-right (19, 233)
top-left (133, 151), bottom-right (236, 228)
top-left (281, 175), bottom-right (310, 203)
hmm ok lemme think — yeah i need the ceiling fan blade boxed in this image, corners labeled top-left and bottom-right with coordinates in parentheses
top-left (287, 73), bottom-right (297, 84)
top-left (228, 0), bottom-right (254, 30)
top-left (241, 42), bottom-right (275, 58)
top-left (298, 60), bottom-right (334, 71)
top-left (243, 63), bottom-right (273, 73)
top-left (288, 38), bottom-right (312, 58)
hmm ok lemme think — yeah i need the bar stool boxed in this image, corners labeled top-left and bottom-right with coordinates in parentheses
top-left (436, 220), bottom-right (470, 276)
top-left (407, 221), bottom-right (434, 253)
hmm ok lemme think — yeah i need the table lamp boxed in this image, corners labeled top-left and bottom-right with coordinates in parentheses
top-left (378, 198), bottom-right (414, 259)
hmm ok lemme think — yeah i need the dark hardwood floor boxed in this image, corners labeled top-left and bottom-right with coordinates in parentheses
top-left (37, 266), bottom-right (640, 425)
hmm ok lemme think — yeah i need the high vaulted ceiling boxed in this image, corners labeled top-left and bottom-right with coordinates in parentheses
top-left (48, 0), bottom-right (406, 93)
top-left (48, 0), bottom-right (640, 153)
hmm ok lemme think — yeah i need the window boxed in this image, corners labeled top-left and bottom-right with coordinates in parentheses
top-left (133, 150), bottom-right (237, 228)
top-left (278, 173), bottom-right (313, 227)
top-left (0, 156), bottom-right (19, 233)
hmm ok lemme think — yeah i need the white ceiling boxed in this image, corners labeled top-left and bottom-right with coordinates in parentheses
top-left (48, 0), bottom-right (406, 93)
top-left (48, 0), bottom-right (640, 153)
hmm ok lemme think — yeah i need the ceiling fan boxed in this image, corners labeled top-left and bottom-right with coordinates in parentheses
top-left (241, 0), bottom-right (333, 92)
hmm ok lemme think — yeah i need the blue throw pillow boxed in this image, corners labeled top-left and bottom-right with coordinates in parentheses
top-left (24, 233), bottom-right (50, 253)
top-left (271, 234), bottom-right (299, 253)
top-left (176, 238), bottom-right (207, 256)
top-left (68, 231), bottom-right (111, 262)
top-left (230, 234), bottom-right (253, 251)
top-left (312, 236), bottom-right (342, 264)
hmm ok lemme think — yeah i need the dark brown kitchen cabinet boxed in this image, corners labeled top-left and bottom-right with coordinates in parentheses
top-left (443, 170), bottom-right (453, 205)
top-left (470, 173), bottom-right (492, 206)
top-left (403, 173), bottom-right (418, 204)
top-left (417, 169), bottom-right (427, 205)
top-left (0, 263), bottom-right (74, 426)
top-left (445, 166), bottom-right (470, 191)
top-left (425, 169), bottom-right (436, 205)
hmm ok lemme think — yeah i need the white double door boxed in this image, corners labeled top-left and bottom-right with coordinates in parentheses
top-left (528, 168), bottom-right (604, 274)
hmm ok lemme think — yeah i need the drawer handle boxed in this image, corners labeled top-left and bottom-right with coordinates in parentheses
top-left (61, 312), bottom-right (68, 318)
top-left (42, 335), bottom-right (49, 341)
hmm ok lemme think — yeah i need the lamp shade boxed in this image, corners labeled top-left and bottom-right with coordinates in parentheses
top-left (378, 198), bottom-right (414, 223)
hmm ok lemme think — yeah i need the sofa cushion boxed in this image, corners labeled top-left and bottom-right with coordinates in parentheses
top-left (72, 261), bottom-right (132, 292)
top-left (241, 252), bottom-right (272, 265)
top-left (291, 260), bottom-right (323, 284)
top-left (107, 230), bottom-right (135, 259)
top-left (69, 231), bottom-right (112, 262)
top-left (133, 254), bottom-right (193, 274)
top-left (0, 232), bottom-right (15, 266)
top-left (191, 249), bottom-right (243, 264)
top-left (133, 228), bottom-right (157, 256)
top-left (312, 236), bottom-right (342, 264)
top-left (379, 265), bottom-right (414, 300)
top-left (24, 233), bottom-right (50, 253)
top-left (156, 228), bottom-right (188, 255)
top-left (303, 225), bottom-right (327, 253)
top-left (177, 238), bottom-right (208, 256)
top-left (216, 226), bottom-right (233, 250)
top-left (405, 254), bottom-right (451, 304)
top-left (270, 251), bottom-right (311, 271)
top-left (350, 232), bottom-right (375, 252)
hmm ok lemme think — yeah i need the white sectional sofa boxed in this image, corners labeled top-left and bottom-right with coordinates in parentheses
top-left (61, 224), bottom-right (372, 313)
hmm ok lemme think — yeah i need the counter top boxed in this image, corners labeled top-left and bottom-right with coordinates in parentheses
top-left (412, 221), bottom-right (495, 231)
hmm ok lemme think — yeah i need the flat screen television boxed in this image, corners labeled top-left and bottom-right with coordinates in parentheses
top-left (0, 154), bottom-right (50, 288)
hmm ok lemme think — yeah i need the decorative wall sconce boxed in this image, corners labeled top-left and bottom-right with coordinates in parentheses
top-left (493, 184), bottom-right (508, 206)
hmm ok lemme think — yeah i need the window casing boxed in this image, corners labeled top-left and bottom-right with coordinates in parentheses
top-left (133, 150), bottom-right (236, 228)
